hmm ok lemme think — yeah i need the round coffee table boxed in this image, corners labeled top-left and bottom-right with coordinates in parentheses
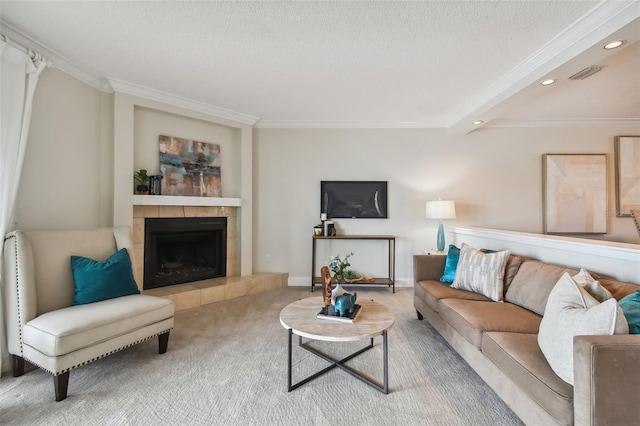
top-left (280, 297), bottom-right (394, 394)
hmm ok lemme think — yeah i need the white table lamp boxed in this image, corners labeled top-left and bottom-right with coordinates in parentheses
top-left (426, 200), bottom-right (456, 252)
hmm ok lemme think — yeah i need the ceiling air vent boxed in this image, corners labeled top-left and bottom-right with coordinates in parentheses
top-left (569, 65), bottom-right (605, 80)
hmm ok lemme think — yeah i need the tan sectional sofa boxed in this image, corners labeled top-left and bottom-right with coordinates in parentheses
top-left (413, 253), bottom-right (640, 426)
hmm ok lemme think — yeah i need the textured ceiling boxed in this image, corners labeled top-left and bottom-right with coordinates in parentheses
top-left (1, 1), bottom-right (639, 129)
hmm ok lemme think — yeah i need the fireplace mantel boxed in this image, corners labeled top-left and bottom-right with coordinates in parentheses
top-left (133, 195), bottom-right (242, 207)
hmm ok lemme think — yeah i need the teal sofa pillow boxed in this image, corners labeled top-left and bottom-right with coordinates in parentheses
top-left (440, 245), bottom-right (460, 284)
top-left (71, 248), bottom-right (140, 306)
top-left (619, 290), bottom-right (640, 334)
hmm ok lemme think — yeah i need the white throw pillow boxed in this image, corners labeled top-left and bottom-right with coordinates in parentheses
top-left (538, 272), bottom-right (628, 385)
top-left (572, 268), bottom-right (596, 286)
top-left (572, 268), bottom-right (612, 302)
top-left (450, 243), bottom-right (510, 302)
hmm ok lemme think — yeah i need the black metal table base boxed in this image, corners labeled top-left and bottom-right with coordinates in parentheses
top-left (287, 329), bottom-right (389, 394)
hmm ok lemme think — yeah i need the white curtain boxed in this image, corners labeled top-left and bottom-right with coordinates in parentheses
top-left (0, 39), bottom-right (47, 376)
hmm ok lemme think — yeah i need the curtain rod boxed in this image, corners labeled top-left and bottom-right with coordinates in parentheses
top-left (1, 33), bottom-right (48, 63)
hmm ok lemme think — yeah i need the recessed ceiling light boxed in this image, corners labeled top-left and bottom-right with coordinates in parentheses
top-left (540, 79), bottom-right (556, 86)
top-left (473, 120), bottom-right (483, 125)
top-left (603, 39), bottom-right (625, 50)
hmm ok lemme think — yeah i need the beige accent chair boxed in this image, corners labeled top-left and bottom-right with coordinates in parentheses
top-left (3, 227), bottom-right (175, 401)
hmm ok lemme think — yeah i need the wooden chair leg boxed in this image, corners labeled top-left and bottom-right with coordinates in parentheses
top-left (54, 372), bottom-right (70, 401)
top-left (13, 355), bottom-right (25, 377)
top-left (158, 331), bottom-right (170, 354)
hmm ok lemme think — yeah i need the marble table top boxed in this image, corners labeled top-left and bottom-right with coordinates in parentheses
top-left (280, 297), bottom-right (395, 342)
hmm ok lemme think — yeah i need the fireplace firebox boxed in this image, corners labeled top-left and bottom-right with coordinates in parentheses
top-left (144, 217), bottom-right (227, 290)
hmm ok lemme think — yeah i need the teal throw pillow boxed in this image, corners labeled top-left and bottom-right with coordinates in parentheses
top-left (619, 290), bottom-right (640, 334)
top-left (440, 245), bottom-right (460, 284)
top-left (71, 248), bottom-right (140, 306)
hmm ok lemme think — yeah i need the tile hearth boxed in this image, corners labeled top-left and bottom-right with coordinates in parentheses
top-left (144, 273), bottom-right (288, 311)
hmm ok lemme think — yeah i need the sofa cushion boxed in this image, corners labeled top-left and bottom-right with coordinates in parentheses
top-left (505, 260), bottom-right (579, 315)
top-left (416, 280), bottom-right (491, 312)
top-left (23, 294), bottom-right (174, 357)
top-left (451, 243), bottom-right (510, 302)
top-left (482, 332), bottom-right (573, 426)
top-left (599, 278), bottom-right (640, 301)
top-left (538, 272), bottom-right (628, 385)
top-left (438, 298), bottom-right (541, 349)
top-left (503, 254), bottom-right (526, 294)
top-left (71, 248), bottom-right (140, 306)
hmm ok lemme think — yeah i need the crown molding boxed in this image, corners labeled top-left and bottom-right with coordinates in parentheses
top-left (254, 119), bottom-right (444, 129)
top-left (1, 20), bottom-right (258, 125)
top-left (486, 118), bottom-right (640, 128)
top-left (4, 3), bottom-right (638, 131)
top-left (447, 0), bottom-right (640, 132)
top-left (0, 20), bottom-right (113, 92)
top-left (109, 78), bottom-right (260, 126)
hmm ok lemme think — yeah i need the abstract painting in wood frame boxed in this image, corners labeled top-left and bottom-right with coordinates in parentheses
top-left (159, 135), bottom-right (222, 197)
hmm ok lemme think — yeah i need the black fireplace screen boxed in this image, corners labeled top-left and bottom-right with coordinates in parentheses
top-left (144, 217), bottom-right (227, 290)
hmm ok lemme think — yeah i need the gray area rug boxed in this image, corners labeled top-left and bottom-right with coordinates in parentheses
top-left (0, 286), bottom-right (523, 425)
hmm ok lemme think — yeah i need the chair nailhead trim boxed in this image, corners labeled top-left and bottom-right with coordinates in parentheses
top-left (4, 234), bottom-right (24, 355)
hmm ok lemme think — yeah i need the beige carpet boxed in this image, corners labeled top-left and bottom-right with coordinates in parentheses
top-left (0, 286), bottom-right (522, 425)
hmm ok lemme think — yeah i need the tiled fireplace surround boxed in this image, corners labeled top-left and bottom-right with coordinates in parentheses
top-left (133, 205), bottom-right (287, 311)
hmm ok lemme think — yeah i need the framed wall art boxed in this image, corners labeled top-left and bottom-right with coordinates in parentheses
top-left (159, 135), bottom-right (222, 197)
top-left (542, 154), bottom-right (607, 234)
top-left (614, 136), bottom-right (640, 217)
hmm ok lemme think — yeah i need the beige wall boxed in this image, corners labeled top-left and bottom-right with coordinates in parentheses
top-left (16, 68), bottom-right (113, 231)
top-left (15, 68), bottom-right (639, 285)
top-left (253, 127), bottom-right (640, 285)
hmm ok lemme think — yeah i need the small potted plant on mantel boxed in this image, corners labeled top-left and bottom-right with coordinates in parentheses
top-left (134, 169), bottom-right (149, 194)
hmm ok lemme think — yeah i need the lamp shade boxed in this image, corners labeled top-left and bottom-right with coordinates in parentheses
top-left (426, 200), bottom-right (456, 220)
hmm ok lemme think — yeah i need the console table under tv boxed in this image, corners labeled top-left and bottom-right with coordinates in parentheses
top-left (311, 235), bottom-right (396, 293)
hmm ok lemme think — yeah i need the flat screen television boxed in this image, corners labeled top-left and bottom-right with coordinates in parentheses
top-left (321, 181), bottom-right (388, 219)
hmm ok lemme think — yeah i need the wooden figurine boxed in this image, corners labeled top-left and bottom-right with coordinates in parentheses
top-left (321, 266), bottom-right (332, 307)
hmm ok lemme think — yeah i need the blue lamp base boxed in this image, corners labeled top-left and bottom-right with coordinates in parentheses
top-left (437, 221), bottom-right (445, 252)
